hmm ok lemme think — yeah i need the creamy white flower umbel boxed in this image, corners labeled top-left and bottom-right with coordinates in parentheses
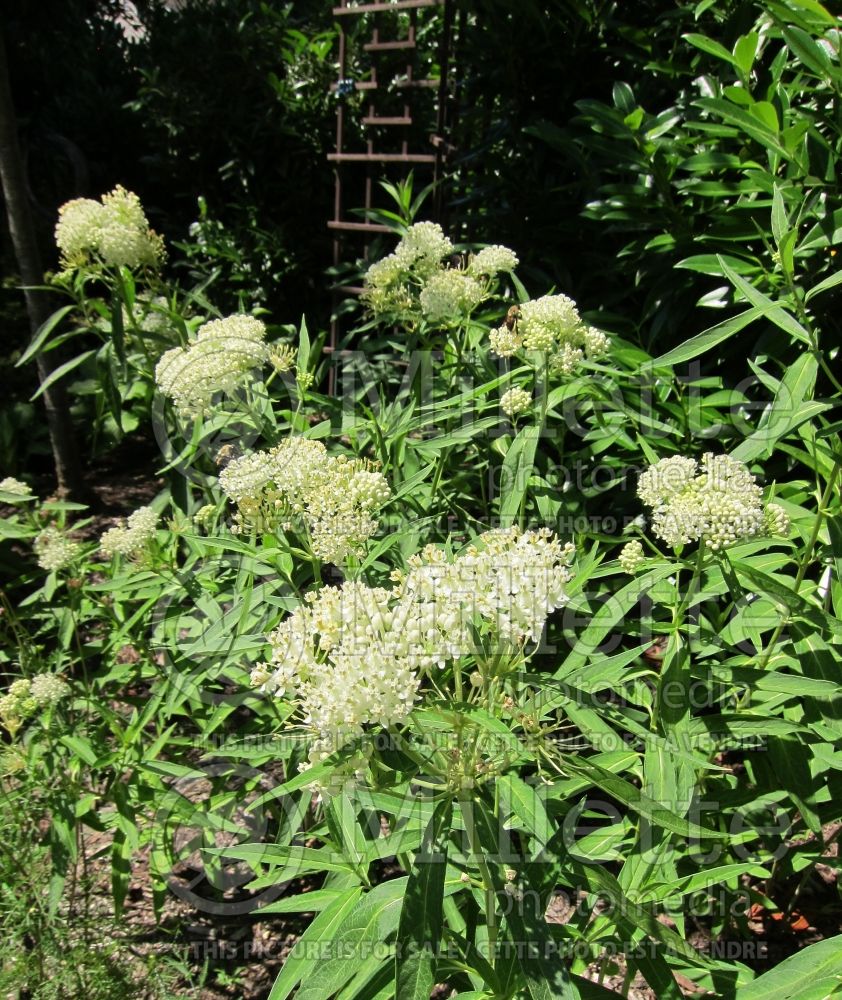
top-left (33, 527), bottom-right (82, 572)
top-left (490, 293), bottom-right (610, 374)
top-left (155, 314), bottom-right (269, 416)
top-left (361, 223), bottom-right (518, 326)
top-left (618, 540), bottom-right (645, 574)
top-left (393, 221), bottom-right (454, 275)
top-left (219, 437), bottom-right (391, 564)
top-left (253, 526), bottom-right (575, 770)
top-left (100, 505), bottom-right (159, 558)
top-left (55, 186), bottom-right (165, 270)
top-left (638, 453), bottom-right (790, 551)
top-left (0, 674), bottom-right (71, 732)
top-left (500, 386), bottom-right (532, 418)
top-left (0, 477), bottom-right (32, 497)
top-left (467, 245), bottom-right (520, 277)
top-left (419, 270), bottom-right (485, 322)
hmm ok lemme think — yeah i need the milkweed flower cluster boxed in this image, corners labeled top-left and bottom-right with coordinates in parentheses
top-left (218, 437), bottom-right (392, 564)
top-left (55, 186), bottom-right (165, 271)
top-left (618, 540), bottom-right (645, 574)
top-left (361, 223), bottom-right (518, 326)
top-left (638, 453), bottom-right (791, 551)
top-left (34, 527), bottom-right (83, 572)
top-left (500, 386), bottom-right (532, 419)
top-left (100, 506), bottom-right (159, 558)
top-left (0, 477), bottom-right (33, 498)
top-left (468, 245), bottom-right (520, 277)
top-left (155, 314), bottom-right (269, 416)
top-left (252, 526), bottom-right (573, 767)
top-left (0, 674), bottom-right (71, 733)
top-left (418, 269), bottom-right (485, 323)
top-left (393, 527), bottom-right (575, 652)
top-left (490, 294), bottom-right (609, 374)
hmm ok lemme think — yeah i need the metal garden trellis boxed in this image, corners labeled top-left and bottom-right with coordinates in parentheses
top-left (327, 0), bottom-right (458, 378)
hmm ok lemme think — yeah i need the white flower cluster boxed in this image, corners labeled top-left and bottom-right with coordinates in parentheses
top-left (218, 437), bottom-right (392, 564)
top-left (100, 506), bottom-right (159, 558)
top-left (618, 540), bottom-right (645, 574)
top-left (0, 477), bottom-right (33, 498)
top-left (490, 294), bottom-right (609, 374)
top-left (638, 453), bottom-right (790, 551)
top-left (254, 581), bottom-right (421, 765)
top-left (500, 386), bottom-right (532, 418)
top-left (253, 526), bottom-right (574, 765)
top-left (468, 245), bottom-right (520, 277)
top-left (155, 314), bottom-right (269, 416)
top-left (489, 325), bottom-right (523, 358)
top-left (361, 224), bottom-right (518, 326)
top-left (419, 269), bottom-right (485, 323)
top-left (764, 503), bottom-right (790, 537)
top-left (0, 675), bottom-right (71, 731)
top-left (394, 221), bottom-right (454, 274)
top-left (34, 527), bottom-right (82, 572)
top-left (55, 186), bottom-right (165, 270)
top-left (394, 527), bottom-right (575, 653)
top-left (30, 674), bottom-right (72, 707)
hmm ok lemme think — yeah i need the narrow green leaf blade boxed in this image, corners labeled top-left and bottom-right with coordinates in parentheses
top-left (395, 798), bottom-right (452, 1000)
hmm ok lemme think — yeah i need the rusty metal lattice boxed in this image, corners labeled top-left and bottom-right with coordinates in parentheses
top-left (328, 0), bottom-right (456, 372)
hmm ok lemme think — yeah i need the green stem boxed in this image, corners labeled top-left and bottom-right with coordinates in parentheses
top-left (458, 791), bottom-right (498, 968)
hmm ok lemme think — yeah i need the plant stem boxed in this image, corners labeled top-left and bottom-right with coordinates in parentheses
top-left (458, 791), bottom-right (498, 968)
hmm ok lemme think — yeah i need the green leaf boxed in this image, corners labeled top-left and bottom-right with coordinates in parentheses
top-left (648, 307), bottom-right (761, 367)
top-left (732, 561), bottom-right (842, 634)
top-left (781, 0), bottom-right (836, 23)
top-left (328, 794), bottom-right (367, 874)
top-left (499, 424), bottom-right (540, 522)
top-left (498, 774), bottom-right (551, 852)
top-left (395, 798), bottom-right (452, 1000)
top-left (639, 863), bottom-right (770, 904)
top-left (695, 98), bottom-right (794, 163)
top-left (296, 880), bottom-right (406, 1000)
top-left (111, 292), bottom-right (126, 369)
top-left (783, 25), bottom-right (834, 78)
top-left (733, 935), bottom-right (842, 999)
top-left (771, 185), bottom-right (789, 247)
top-left (563, 861), bottom-right (705, 964)
top-left (731, 352), bottom-right (823, 462)
top-left (297, 314), bottom-right (311, 373)
top-left (268, 887), bottom-right (363, 1000)
top-left (805, 269), bottom-right (842, 302)
top-left (16, 305), bottom-right (75, 366)
top-left (556, 564), bottom-right (678, 678)
top-left (683, 33), bottom-right (738, 67)
top-left (750, 101), bottom-right (779, 133)
top-left (733, 32), bottom-right (759, 76)
top-left (718, 257), bottom-right (812, 345)
top-left (558, 756), bottom-right (725, 840)
top-left (30, 350), bottom-right (96, 400)
top-left (252, 889), bottom-right (345, 915)
top-left (471, 799), bottom-right (580, 1000)
top-left (676, 254), bottom-right (758, 276)
top-left (252, 747), bottom-right (361, 808)
top-left (206, 844), bottom-right (356, 885)
top-left (60, 735), bottom-right (99, 767)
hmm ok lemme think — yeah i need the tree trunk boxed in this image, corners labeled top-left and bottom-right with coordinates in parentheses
top-left (0, 26), bottom-right (84, 498)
